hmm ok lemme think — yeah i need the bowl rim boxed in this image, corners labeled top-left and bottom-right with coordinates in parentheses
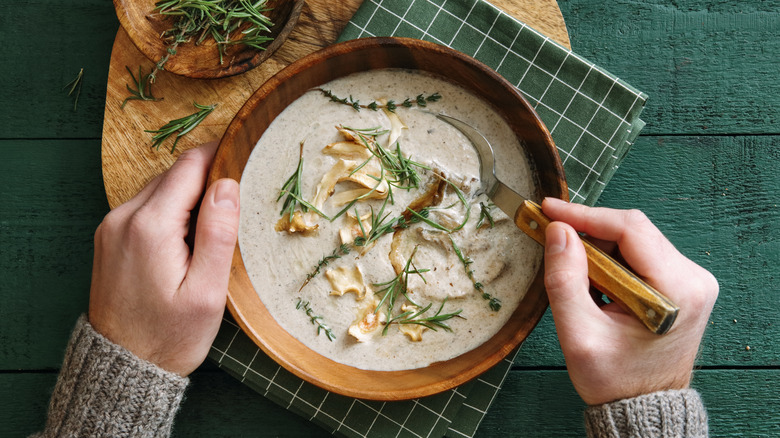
top-left (113, 0), bottom-right (305, 79)
top-left (209, 36), bottom-right (568, 400)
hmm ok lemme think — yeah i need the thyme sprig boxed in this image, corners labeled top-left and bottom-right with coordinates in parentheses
top-left (450, 236), bottom-right (501, 311)
top-left (317, 89), bottom-right (442, 113)
top-left (63, 68), bottom-right (84, 111)
top-left (146, 102), bottom-right (216, 153)
top-left (122, 66), bottom-right (162, 109)
top-left (296, 298), bottom-right (336, 341)
top-left (149, 0), bottom-right (275, 81)
top-left (300, 244), bottom-right (351, 291)
top-left (476, 201), bottom-right (496, 229)
top-left (384, 299), bottom-right (463, 335)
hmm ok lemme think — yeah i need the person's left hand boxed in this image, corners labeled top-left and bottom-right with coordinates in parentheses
top-left (88, 142), bottom-right (240, 376)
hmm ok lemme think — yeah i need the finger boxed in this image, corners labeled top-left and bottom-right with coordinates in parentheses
top-left (142, 142), bottom-right (220, 219)
top-left (542, 197), bottom-right (705, 307)
top-left (542, 197), bottom-right (645, 241)
top-left (544, 222), bottom-right (607, 335)
top-left (183, 178), bottom-right (240, 308)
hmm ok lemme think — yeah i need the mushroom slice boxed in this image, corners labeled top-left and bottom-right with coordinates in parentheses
top-left (340, 160), bottom-right (389, 197)
top-left (311, 159), bottom-right (389, 213)
top-left (383, 107), bottom-right (408, 148)
top-left (322, 140), bottom-right (372, 161)
top-left (274, 211), bottom-right (318, 235)
top-left (325, 265), bottom-right (366, 299)
top-left (348, 294), bottom-right (386, 343)
top-left (397, 304), bottom-right (427, 342)
top-left (330, 187), bottom-right (387, 207)
top-left (339, 210), bottom-right (373, 245)
top-left (311, 160), bottom-right (352, 211)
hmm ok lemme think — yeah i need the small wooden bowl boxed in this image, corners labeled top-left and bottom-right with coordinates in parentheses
top-left (113, 0), bottom-right (305, 79)
top-left (209, 37), bottom-right (568, 401)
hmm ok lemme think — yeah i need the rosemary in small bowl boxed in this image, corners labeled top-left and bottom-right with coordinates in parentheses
top-left (114, 0), bottom-right (305, 79)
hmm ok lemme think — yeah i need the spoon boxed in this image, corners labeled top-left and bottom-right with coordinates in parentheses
top-left (437, 114), bottom-right (679, 335)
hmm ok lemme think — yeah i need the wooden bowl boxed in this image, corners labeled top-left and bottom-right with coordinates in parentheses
top-left (209, 37), bottom-right (568, 401)
top-left (113, 0), bottom-right (305, 79)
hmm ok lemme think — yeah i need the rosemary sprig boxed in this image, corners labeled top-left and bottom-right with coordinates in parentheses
top-left (476, 201), bottom-right (496, 229)
top-left (149, 0), bottom-right (275, 81)
top-left (278, 141), bottom-right (307, 219)
top-left (63, 68), bottom-right (84, 111)
top-left (146, 102), bottom-right (216, 153)
top-left (373, 246), bottom-right (428, 318)
top-left (450, 236), bottom-right (501, 311)
top-left (383, 299), bottom-right (463, 335)
top-left (340, 125), bottom-right (429, 190)
top-left (296, 298), bottom-right (336, 341)
top-left (122, 66), bottom-right (163, 109)
top-left (317, 89), bottom-right (442, 113)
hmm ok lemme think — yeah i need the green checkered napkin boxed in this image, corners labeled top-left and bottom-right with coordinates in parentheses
top-left (209, 0), bottom-right (648, 436)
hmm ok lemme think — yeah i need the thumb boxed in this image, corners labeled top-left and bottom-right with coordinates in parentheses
top-left (544, 222), bottom-right (603, 336)
top-left (186, 178), bottom-right (240, 300)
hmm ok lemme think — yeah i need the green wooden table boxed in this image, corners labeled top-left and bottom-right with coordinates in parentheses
top-left (2, 1), bottom-right (778, 436)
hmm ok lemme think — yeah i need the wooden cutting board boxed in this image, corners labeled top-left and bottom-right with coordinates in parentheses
top-left (101, 0), bottom-right (570, 208)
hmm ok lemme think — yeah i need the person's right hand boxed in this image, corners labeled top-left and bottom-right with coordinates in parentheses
top-left (541, 197), bottom-right (718, 406)
top-left (88, 143), bottom-right (240, 377)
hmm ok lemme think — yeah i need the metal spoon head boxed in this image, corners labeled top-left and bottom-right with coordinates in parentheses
top-left (436, 114), bottom-right (497, 197)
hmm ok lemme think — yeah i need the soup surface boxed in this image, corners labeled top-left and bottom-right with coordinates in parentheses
top-left (240, 69), bottom-right (541, 371)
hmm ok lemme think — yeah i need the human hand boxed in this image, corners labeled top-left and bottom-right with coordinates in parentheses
top-left (88, 143), bottom-right (240, 376)
top-left (541, 197), bottom-right (718, 406)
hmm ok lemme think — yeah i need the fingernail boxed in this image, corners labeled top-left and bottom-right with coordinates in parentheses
top-left (214, 179), bottom-right (239, 210)
top-left (546, 224), bottom-right (567, 255)
top-left (543, 197), bottom-right (567, 207)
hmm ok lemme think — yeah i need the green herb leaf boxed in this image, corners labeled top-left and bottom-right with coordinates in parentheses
top-left (149, 0), bottom-right (275, 80)
top-left (63, 68), bottom-right (84, 111)
top-left (296, 298), bottom-right (336, 341)
top-left (316, 89), bottom-right (442, 113)
top-left (145, 101), bottom-right (216, 153)
top-left (122, 66), bottom-right (163, 109)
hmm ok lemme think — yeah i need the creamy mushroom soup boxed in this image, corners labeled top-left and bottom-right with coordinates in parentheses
top-left (239, 69), bottom-right (541, 371)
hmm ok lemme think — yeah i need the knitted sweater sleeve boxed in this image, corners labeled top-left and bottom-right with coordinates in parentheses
top-left (31, 315), bottom-right (189, 438)
top-left (584, 389), bottom-right (709, 438)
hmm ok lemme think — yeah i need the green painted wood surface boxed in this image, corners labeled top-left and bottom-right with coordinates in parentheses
top-left (1, 0), bottom-right (779, 436)
top-left (559, 0), bottom-right (780, 135)
top-left (6, 370), bottom-right (779, 437)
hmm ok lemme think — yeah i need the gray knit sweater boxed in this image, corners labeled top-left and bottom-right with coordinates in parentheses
top-left (35, 316), bottom-right (708, 437)
top-left (32, 315), bottom-right (188, 437)
top-left (584, 389), bottom-right (709, 437)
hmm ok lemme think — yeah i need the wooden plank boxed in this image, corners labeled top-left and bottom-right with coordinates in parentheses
top-left (0, 0), bottom-right (116, 139)
top-left (479, 369), bottom-right (780, 437)
top-left (558, 0), bottom-right (780, 135)
top-left (598, 135), bottom-right (780, 367)
top-left (3, 1), bottom-right (779, 139)
top-left (6, 369), bottom-right (779, 437)
top-left (0, 139), bottom-right (107, 369)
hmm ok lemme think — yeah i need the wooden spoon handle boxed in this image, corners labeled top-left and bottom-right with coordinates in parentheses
top-left (514, 200), bottom-right (679, 335)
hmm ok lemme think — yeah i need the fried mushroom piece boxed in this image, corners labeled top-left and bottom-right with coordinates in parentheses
top-left (397, 304), bottom-right (427, 342)
top-left (347, 293), bottom-right (386, 343)
top-left (274, 211), bottom-right (319, 235)
top-left (325, 265), bottom-right (367, 299)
